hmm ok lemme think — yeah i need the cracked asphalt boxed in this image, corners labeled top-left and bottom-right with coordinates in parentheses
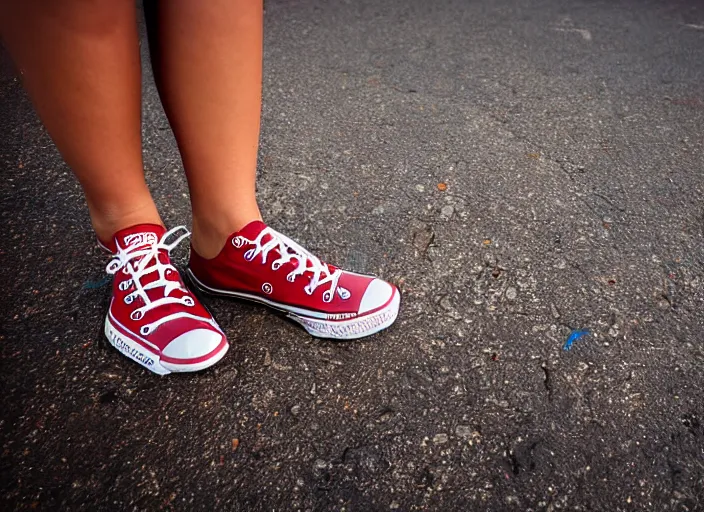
top-left (1, 0), bottom-right (703, 510)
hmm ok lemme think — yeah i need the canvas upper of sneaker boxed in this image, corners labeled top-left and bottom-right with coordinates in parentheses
top-left (106, 224), bottom-right (224, 358)
top-left (189, 221), bottom-right (397, 316)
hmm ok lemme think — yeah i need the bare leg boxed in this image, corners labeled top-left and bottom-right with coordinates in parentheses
top-left (144, 0), bottom-right (263, 258)
top-left (0, 0), bottom-right (161, 241)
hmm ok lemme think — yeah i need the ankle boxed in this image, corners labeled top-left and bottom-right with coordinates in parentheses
top-left (191, 211), bottom-right (262, 259)
top-left (88, 201), bottom-right (162, 243)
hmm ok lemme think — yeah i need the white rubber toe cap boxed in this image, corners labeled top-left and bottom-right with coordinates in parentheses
top-left (358, 279), bottom-right (395, 314)
top-left (162, 329), bottom-right (223, 360)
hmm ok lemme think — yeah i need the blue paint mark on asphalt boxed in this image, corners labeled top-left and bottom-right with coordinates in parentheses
top-left (83, 276), bottom-right (111, 289)
top-left (563, 329), bottom-right (590, 351)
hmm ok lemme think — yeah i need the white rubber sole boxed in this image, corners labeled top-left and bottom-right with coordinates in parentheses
top-left (104, 315), bottom-right (229, 375)
top-left (185, 269), bottom-right (400, 340)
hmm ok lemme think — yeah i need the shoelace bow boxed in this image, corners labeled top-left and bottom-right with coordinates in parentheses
top-left (106, 226), bottom-right (210, 336)
top-left (235, 227), bottom-right (344, 303)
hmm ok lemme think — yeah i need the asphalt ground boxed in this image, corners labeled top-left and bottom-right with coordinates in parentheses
top-left (1, 0), bottom-right (703, 510)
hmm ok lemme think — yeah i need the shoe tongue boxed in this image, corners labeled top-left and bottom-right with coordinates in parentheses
top-left (101, 223), bottom-right (166, 254)
top-left (235, 219), bottom-right (297, 260)
top-left (234, 220), bottom-right (327, 273)
top-left (235, 220), bottom-right (268, 240)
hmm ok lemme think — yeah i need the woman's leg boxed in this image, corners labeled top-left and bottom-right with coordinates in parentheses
top-left (0, 0), bottom-right (161, 241)
top-left (146, 0), bottom-right (400, 340)
top-left (0, 0), bottom-right (161, 240)
top-left (143, 0), bottom-right (263, 259)
top-left (0, 1), bottom-right (228, 375)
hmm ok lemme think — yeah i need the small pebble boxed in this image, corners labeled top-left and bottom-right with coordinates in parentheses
top-left (439, 297), bottom-right (454, 311)
top-left (433, 433), bottom-right (449, 444)
top-left (483, 252), bottom-right (497, 266)
top-left (455, 425), bottom-right (473, 438)
top-left (440, 205), bottom-right (454, 220)
top-left (505, 287), bottom-right (518, 300)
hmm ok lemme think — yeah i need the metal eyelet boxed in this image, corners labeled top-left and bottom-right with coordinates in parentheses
top-left (130, 310), bottom-right (143, 321)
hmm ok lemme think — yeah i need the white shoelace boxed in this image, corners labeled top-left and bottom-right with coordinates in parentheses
top-left (106, 226), bottom-right (210, 336)
top-left (234, 227), bottom-right (344, 303)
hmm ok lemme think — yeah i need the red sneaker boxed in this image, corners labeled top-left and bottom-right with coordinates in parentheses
top-left (102, 224), bottom-right (228, 375)
top-left (186, 221), bottom-right (400, 340)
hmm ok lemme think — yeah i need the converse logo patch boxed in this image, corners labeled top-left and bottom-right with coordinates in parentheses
top-left (123, 232), bottom-right (158, 248)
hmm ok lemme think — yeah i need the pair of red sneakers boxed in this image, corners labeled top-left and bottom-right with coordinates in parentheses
top-left (102, 221), bottom-right (400, 375)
